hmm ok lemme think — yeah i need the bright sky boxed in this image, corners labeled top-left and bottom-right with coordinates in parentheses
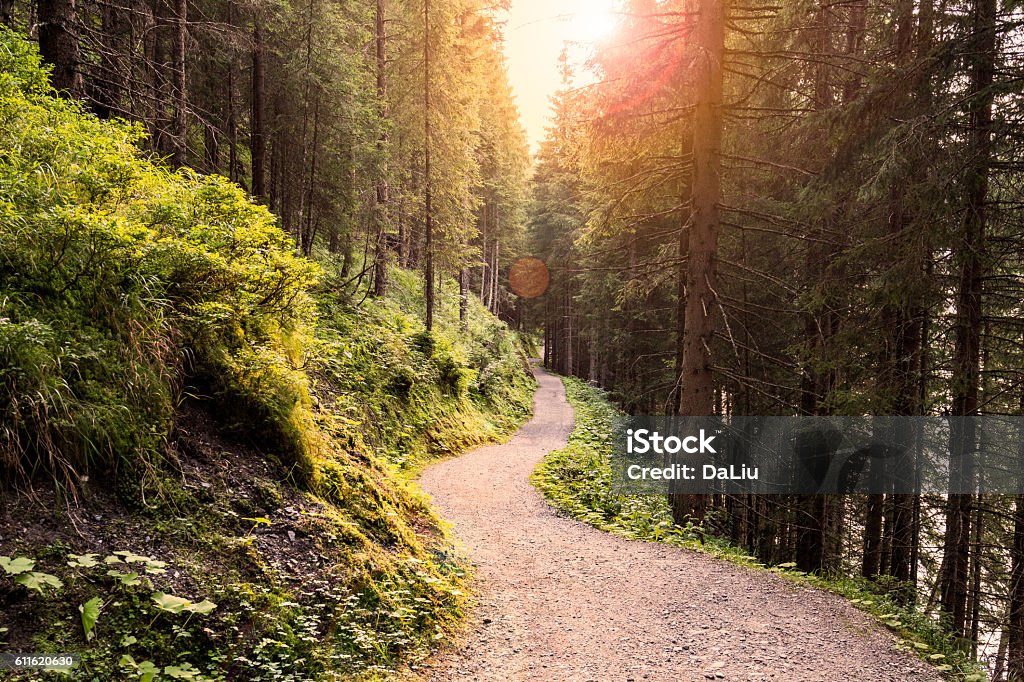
top-left (503, 0), bottom-right (619, 154)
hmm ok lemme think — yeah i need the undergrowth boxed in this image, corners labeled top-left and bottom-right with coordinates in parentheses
top-left (0, 29), bottom-right (535, 681)
top-left (531, 376), bottom-right (986, 682)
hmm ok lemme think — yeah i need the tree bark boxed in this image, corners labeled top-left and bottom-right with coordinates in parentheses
top-left (0, 0), bottom-right (15, 27)
top-left (38, 0), bottom-right (81, 96)
top-left (251, 22), bottom-right (267, 199)
top-left (671, 0), bottom-right (725, 527)
top-left (423, 0), bottom-right (434, 331)
top-left (372, 0), bottom-right (390, 297)
top-left (459, 268), bottom-right (468, 329)
top-left (939, 0), bottom-right (994, 638)
top-left (1010, 493), bottom-right (1024, 679)
top-left (172, 0), bottom-right (187, 167)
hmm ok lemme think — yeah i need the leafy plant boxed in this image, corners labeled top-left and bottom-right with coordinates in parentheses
top-left (80, 596), bottom-right (103, 641)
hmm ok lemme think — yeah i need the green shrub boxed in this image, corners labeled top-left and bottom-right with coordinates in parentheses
top-left (0, 28), bottom-right (319, 491)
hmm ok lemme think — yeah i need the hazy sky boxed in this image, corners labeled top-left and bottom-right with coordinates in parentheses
top-left (503, 0), bottom-right (618, 153)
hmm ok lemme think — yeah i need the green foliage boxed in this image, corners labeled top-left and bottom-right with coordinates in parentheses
top-left (0, 28), bottom-right (537, 682)
top-left (314, 267), bottom-right (535, 471)
top-left (0, 29), bottom-right (320, 491)
top-left (80, 597), bottom-right (102, 641)
top-left (1, 550), bottom-right (220, 680)
top-left (0, 555), bottom-right (63, 594)
top-left (534, 376), bottom-right (985, 681)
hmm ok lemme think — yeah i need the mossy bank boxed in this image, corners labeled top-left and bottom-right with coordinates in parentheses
top-left (0, 29), bottom-right (535, 682)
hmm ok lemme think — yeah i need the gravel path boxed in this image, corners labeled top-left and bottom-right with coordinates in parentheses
top-left (417, 367), bottom-right (940, 681)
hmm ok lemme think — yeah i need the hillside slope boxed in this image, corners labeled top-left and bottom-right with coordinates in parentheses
top-left (0, 29), bottom-right (534, 681)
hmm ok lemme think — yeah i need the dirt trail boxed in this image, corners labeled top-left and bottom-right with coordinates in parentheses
top-left (418, 367), bottom-right (939, 681)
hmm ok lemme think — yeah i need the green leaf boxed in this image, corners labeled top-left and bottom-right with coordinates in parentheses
top-left (0, 556), bottom-right (35, 575)
top-left (188, 599), bottom-right (217, 615)
top-left (163, 663), bottom-right (203, 679)
top-left (152, 592), bottom-right (191, 614)
top-left (67, 553), bottom-right (100, 569)
top-left (15, 571), bottom-right (63, 593)
top-left (144, 559), bottom-right (168, 575)
top-left (107, 570), bottom-right (142, 586)
top-left (120, 655), bottom-right (159, 682)
top-left (116, 551), bottom-right (156, 565)
top-left (80, 596), bottom-right (102, 641)
top-left (151, 591), bottom-right (216, 615)
top-left (137, 660), bottom-right (160, 682)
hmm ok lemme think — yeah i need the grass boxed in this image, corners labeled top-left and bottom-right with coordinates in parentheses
top-left (0, 28), bottom-right (536, 682)
top-left (531, 376), bottom-right (987, 682)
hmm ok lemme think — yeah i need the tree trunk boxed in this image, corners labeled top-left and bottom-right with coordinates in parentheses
top-left (1009, 493), bottom-right (1024, 679)
top-left (38, 0), bottom-right (81, 96)
top-left (171, 0), bottom-right (187, 167)
top-left (301, 94), bottom-right (320, 257)
top-left (91, 1), bottom-right (127, 119)
top-left (372, 0), bottom-right (390, 297)
top-left (226, 1), bottom-right (239, 183)
top-left (459, 268), bottom-right (468, 330)
top-left (670, 0), bottom-right (724, 527)
top-left (423, 0), bottom-right (434, 331)
top-left (251, 22), bottom-right (267, 199)
top-left (938, 0), bottom-right (994, 637)
top-left (1, 0), bottom-right (15, 27)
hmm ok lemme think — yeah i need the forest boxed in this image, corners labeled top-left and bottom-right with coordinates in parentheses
top-left (528, 0), bottom-right (1024, 676)
top-left (0, 0), bottom-right (536, 679)
top-left (2, 0), bottom-right (1024, 679)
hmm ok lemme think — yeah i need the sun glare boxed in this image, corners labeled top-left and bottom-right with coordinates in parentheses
top-left (566, 2), bottom-right (617, 44)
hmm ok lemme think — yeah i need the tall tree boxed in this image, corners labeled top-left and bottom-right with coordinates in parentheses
top-left (37, 0), bottom-right (81, 96)
top-left (372, 0), bottom-right (390, 297)
top-left (423, 0), bottom-right (434, 330)
top-left (251, 20), bottom-right (267, 200)
top-left (938, 0), bottom-right (996, 638)
top-left (671, 0), bottom-right (726, 526)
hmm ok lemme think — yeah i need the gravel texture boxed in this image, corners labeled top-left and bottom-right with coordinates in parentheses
top-left (417, 367), bottom-right (941, 681)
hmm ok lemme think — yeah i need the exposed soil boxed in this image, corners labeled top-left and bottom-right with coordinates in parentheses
top-left (0, 403), bottom-right (353, 650)
top-left (417, 367), bottom-right (941, 682)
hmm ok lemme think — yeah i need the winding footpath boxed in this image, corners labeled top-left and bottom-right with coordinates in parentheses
top-left (418, 367), bottom-right (940, 681)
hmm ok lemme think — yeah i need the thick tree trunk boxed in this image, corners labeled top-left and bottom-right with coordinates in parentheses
top-left (0, 0), bottom-right (14, 27)
top-left (671, 0), bottom-right (725, 527)
top-left (90, 2), bottom-right (127, 119)
top-left (38, 0), bottom-right (81, 96)
top-left (172, 0), bottom-right (187, 167)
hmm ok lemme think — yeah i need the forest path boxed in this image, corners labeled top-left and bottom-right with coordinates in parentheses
top-left (417, 366), bottom-right (938, 682)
